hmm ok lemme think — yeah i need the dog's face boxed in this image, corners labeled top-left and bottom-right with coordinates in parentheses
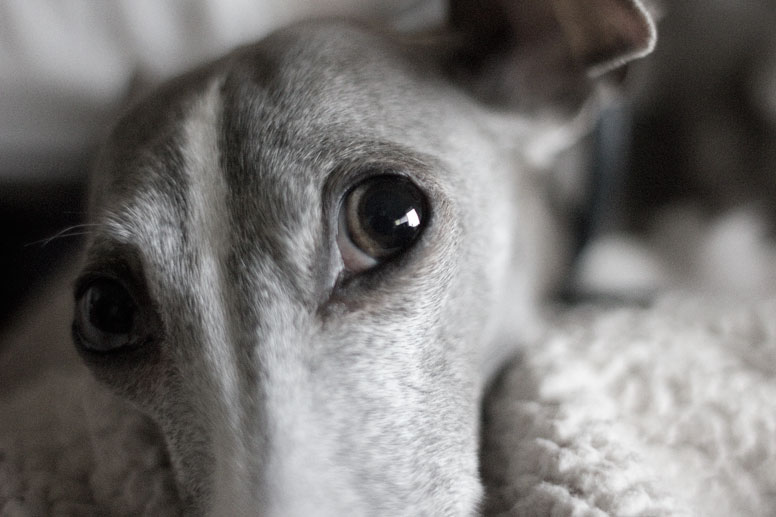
top-left (70, 3), bottom-right (655, 515)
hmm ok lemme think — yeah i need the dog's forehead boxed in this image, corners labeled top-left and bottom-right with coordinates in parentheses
top-left (106, 22), bottom-right (450, 172)
top-left (217, 22), bottom-right (463, 181)
top-left (97, 22), bottom-right (459, 219)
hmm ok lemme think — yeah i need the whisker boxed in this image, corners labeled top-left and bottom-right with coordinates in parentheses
top-left (26, 232), bottom-right (92, 248)
top-left (25, 223), bottom-right (101, 248)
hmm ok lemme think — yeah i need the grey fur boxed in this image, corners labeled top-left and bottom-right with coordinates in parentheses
top-left (64, 3), bottom-right (656, 515)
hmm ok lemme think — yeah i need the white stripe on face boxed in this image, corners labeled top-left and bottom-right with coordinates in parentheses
top-left (177, 80), bottom-right (260, 507)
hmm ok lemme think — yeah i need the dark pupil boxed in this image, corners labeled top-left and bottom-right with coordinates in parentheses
top-left (86, 281), bottom-right (135, 335)
top-left (357, 177), bottom-right (425, 253)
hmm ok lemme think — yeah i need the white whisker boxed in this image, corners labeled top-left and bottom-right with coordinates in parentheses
top-left (26, 223), bottom-right (101, 248)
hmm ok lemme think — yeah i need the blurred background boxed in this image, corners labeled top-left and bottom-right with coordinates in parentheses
top-left (1, 0), bottom-right (776, 329)
top-left (573, 0), bottom-right (776, 298)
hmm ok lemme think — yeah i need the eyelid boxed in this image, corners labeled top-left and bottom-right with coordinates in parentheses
top-left (75, 271), bottom-right (129, 300)
top-left (336, 201), bottom-right (378, 273)
top-left (75, 240), bottom-right (148, 298)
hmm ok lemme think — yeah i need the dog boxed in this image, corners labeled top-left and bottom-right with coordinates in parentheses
top-left (0, 0), bottom-right (656, 514)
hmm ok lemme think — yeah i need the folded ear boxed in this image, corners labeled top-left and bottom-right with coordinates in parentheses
top-left (448, 0), bottom-right (656, 113)
top-left (550, 0), bottom-right (656, 76)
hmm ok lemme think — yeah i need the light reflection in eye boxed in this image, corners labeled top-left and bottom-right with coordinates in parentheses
top-left (394, 208), bottom-right (421, 228)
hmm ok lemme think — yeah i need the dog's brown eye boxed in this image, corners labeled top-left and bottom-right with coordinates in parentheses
top-left (74, 279), bottom-right (137, 352)
top-left (337, 175), bottom-right (427, 272)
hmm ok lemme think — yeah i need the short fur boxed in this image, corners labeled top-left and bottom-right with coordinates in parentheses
top-left (0, 2), bottom-right (656, 515)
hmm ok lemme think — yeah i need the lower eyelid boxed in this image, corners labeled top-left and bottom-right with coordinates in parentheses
top-left (337, 208), bottom-right (378, 272)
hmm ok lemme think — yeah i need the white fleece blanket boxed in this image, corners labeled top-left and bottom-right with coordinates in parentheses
top-left (482, 296), bottom-right (776, 516)
top-left (3, 287), bottom-right (776, 515)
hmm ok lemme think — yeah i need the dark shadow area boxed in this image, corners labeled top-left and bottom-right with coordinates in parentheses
top-left (0, 174), bottom-right (87, 332)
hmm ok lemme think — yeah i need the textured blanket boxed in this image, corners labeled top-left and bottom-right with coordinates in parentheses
top-left (482, 297), bottom-right (776, 516)
top-left (2, 284), bottom-right (776, 515)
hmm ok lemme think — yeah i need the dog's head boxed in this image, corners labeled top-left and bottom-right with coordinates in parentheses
top-left (72, 1), bottom-right (654, 514)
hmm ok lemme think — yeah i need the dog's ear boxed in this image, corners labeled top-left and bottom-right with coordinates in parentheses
top-left (448, 0), bottom-right (656, 113)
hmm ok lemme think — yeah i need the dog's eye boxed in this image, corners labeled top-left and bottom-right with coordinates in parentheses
top-left (337, 175), bottom-right (427, 272)
top-left (74, 279), bottom-right (138, 352)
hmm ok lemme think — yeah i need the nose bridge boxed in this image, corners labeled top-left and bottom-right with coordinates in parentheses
top-left (266, 329), bottom-right (382, 513)
top-left (196, 188), bottom-right (335, 514)
top-left (261, 371), bottom-right (347, 516)
top-left (207, 294), bottom-right (351, 516)
top-left (146, 72), bottom-right (341, 513)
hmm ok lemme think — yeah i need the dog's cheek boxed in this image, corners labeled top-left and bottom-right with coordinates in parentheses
top-left (297, 277), bottom-right (483, 513)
